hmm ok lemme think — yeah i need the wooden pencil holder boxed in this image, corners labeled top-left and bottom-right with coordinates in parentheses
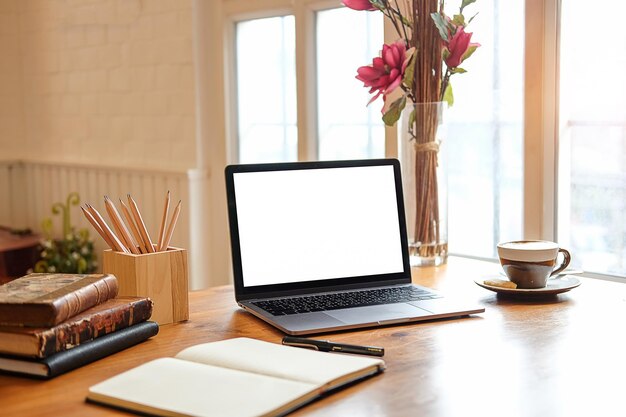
top-left (102, 247), bottom-right (189, 325)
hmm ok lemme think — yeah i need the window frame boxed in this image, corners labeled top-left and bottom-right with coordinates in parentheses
top-left (224, 0), bottom-right (354, 164)
top-left (524, 0), bottom-right (559, 243)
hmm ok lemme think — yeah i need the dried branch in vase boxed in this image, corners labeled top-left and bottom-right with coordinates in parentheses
top-left (345, 0), bottom-right (481, 263)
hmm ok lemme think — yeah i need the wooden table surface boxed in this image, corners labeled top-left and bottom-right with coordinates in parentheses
top-left (1, 257), bottom-right (625, 417)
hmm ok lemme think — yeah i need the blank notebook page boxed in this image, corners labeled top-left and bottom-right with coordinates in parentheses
top-left (176, 337), bottom-right (385, 385)
top-left (88, 358), bottom-right (317, 417)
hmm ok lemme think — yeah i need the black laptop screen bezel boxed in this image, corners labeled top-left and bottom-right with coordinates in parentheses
top-left (224, 158), bottom-right (412, 301)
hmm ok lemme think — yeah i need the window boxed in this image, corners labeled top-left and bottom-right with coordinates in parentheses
top-left (445, 0), bottom-right (524, 258)
top-left (232, 4), bottom-right (384, 163)
top-left (219, 0), bottom-right (626, 280)
top-left (316, 7), bottom-right (384, 160)
top-left (235, 16), bottom-right (297, 163)
top-left (558, 0), bottom-right (626, 276)
top-left (231, 2), bottom-right (524, 260)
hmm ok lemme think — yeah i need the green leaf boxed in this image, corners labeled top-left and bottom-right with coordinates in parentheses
top-left (399, 14), bottom-right (412, 27)
top-left (408, 108), bottom-right (416, 129)
top-left (79, 228), bottom-right (89, 240)
top-left (461, 44), bottom-right (479, 62)
top-left (402, 53), bottom-right (416, 91)
top-left (430, 12), bottom-right (449, 41)
top-left (34, 260), bottom-right (48, 273)
top-left (452, 14), bottom-right (465, 27)
top-left (467, 12), bottom-right (479, 25)
top-left (443, 83), bottom-right (454, 107)
top-left (77, 257), bottom-right (87, 274)
top-left (41, 218), bottom-right (53, 239)
top-left (382, 95), bottom-right (407, 126)
top-left (442, 47), bottom-right (450, 61)
top-left (451, 67), bottom-right (467, 74)
top-left (460, 0), bottom-right (477, 13)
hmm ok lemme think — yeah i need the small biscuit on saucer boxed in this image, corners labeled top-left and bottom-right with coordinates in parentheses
top-left (484, 279), bottom-right (517, 289)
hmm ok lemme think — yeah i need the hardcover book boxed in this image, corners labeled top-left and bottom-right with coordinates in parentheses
top-left (0, 297), bottom-right (153, 358)
top-left (0, 273), bottom-right (118, 327)
top-left (0, 321), bottom-right (159, 379)
top-left (87, 337), bottom-right (385, 417)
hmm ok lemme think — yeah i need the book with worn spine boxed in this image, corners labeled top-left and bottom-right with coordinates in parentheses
top-left (0, 296), bottom-right (153, 358)
top-left (0, 321), bottom-right (159, 379)
top-left (87, 337), bottom-right (385, 417)
top-left (0, 273), bottom-right (119, 327)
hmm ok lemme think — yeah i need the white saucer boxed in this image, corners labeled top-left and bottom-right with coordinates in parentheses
top-left (474, 275), bottom-right (581, 296)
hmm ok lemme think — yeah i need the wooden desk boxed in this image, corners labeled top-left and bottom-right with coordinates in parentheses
top-left (1, 257), bottom-right (625, 417)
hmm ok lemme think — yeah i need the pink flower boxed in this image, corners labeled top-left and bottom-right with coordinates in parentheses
top-left (445, 26), bottom-right (479, 68)
top-left (342, 0), bottom-right (376, 11)
top-left (356, 41), bottom-right (411, 104)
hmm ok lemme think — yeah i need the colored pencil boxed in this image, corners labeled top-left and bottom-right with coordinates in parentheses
top-left (161, 200), bottom-right (181, 251)
top-left (80, 206), bottom-right (116, 250)
top-left (85, 204), bottom-right (129, 253)
top-left (104, 196), bottom-right (140, 254)
top-left (119, 198), bottom-right (148, 254)
top-left (127, 194), bottom-right (155, 253)
top-left (156, 191), bottom-right (170, 252)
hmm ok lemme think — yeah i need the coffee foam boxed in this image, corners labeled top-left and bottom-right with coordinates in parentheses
top-left (499, 241), bottom-right (557, 251)
top-left (497, 241), bottom-right (559, 262)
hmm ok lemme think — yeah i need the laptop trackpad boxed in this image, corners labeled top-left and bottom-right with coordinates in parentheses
top-left (326, 303), bottom-right (432, 324)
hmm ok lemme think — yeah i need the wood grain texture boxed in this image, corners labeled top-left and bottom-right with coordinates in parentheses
top-left (1, 257), bottom-right (625, 417)
top-left (102, 248), bottom-right (188, 325)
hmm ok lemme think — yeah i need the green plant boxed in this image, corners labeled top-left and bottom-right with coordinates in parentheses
top-left (34, 192), bottom-right (97, 274)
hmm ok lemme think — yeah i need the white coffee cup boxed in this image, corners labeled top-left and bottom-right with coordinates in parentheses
top-left (497, 240), bottom-right (571, 289)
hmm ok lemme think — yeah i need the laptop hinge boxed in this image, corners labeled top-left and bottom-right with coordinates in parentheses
top-left (236, 279), bottom-right (411, 302)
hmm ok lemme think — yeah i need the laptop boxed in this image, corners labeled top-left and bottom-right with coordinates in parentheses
top-left (225, 158), bottom-right (484, 335)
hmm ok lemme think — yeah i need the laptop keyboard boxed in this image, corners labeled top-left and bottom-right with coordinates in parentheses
top-left (252, 286), bottom-right (442, 316)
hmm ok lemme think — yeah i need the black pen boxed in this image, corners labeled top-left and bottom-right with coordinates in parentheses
top-left (282, 336), bottom-right (384, 357)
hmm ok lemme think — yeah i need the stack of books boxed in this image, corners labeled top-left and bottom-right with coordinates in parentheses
top-left (0, 273), bottom-right (158, 379)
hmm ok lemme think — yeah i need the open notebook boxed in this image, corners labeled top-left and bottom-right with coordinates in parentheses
top-left (87, 337), bottom-right (385, 417)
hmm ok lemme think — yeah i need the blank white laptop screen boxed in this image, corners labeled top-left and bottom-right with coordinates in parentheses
top-left (233, 165), bottom-right (405, 287)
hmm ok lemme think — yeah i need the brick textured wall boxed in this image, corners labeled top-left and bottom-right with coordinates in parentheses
top-left (0, 0), bottom-right (196, 172)
top-left (0, 0), bottom-right (24, 159)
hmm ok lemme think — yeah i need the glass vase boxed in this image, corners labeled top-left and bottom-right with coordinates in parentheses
top-left (398, 101), bottom-right (448, 267)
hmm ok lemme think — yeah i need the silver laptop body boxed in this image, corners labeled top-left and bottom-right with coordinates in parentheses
top-left (225, 159), bottom-right (484, 335)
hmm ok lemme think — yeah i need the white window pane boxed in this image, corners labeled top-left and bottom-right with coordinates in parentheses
top-left (316, 8), bottom-right (384, 160)
top-left (236, 16), bottom-right (297, 163)
top-left (445, 1), bottom-right (524, 257)
top-left (558, 1), bottom-right (626, 276)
